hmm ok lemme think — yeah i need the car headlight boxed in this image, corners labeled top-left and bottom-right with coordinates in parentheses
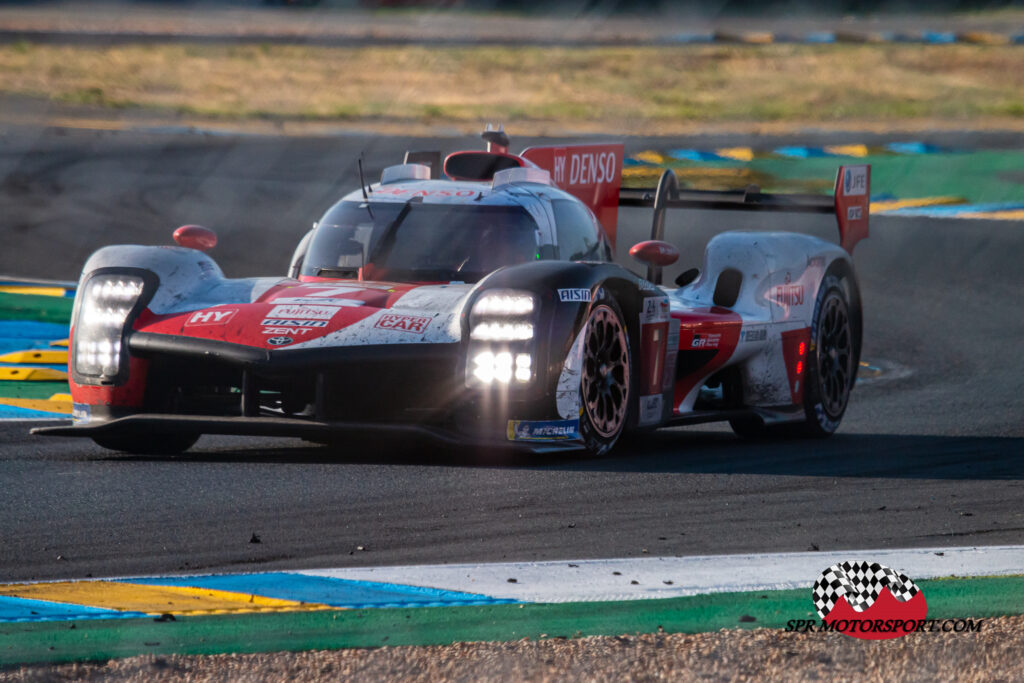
top-left (472, 351), bottom-right (533, 384)
top-left (470, 322), bottom-right (534, 341)
top-left (471, 290), bottom-right (535, 316)
top-left (467, 289), bottom-right (537, 387)
top-left (73, 274), bottom-right (146, 381)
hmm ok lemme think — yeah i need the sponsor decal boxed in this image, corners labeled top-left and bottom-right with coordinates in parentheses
top-left (374, 313), bottom-right (431, 334)
top-left (71, 403), bottom-right (90, 424)
top-left (691, 332), bottom-right (722, 349)
top-left (773, 284), bottom-right (805, 307)
top-left (561, 151), bottom-right (618, 186)
top-left (848, 206), bottom-right (863, 221)
top-left (638, 394), bottom-right (663, 425)
top-left (185, 308), bottom-right (237, 326)
top-left (507, 419), bottom-right (580, 441)
top-left (663, 318), bottom-right (680, 389)
top-left (266, 304), bottom-right (340, 320)
top-left (260, 319), bottom-right (328, 328)
top-left (271, 297), bottom-right (365, 306)
top-left (740, 327), bottom-right (767, 342)
top-left (558, 288), bottom-right (591, 303)
top-left (266, 336), bottom-right (293, 346)
top-left (638, 279), bottom-right (659, 291)
top-left (374, 187), bottom-right (478, 198)
top-left (843, 165), bottom-right (868, 197)
top-left (262, 327), bottom-right (315, 335)
top-left (299, 286), bottom-right (364, 298)
top-left (639, 296), bottom-right (670, 324)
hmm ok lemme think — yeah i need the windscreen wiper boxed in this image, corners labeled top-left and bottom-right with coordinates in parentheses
top-left (367, 196), bottom-right (421, 265)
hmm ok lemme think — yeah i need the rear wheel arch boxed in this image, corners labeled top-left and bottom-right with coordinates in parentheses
top-left (730, 257), bottom-right (863, 440)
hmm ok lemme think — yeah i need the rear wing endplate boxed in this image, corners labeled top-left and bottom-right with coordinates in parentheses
top-left (620, 165), bottom-right (870, 255)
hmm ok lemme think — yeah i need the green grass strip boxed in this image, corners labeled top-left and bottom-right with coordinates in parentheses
top-left (0, 381), bottom-right (68, 400)
top-left (0, 293), bottom-right (72, 324)
top-left (2, 575), bottom-right (1022, 668)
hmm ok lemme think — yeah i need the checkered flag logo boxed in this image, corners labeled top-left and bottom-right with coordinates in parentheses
top-left (812, 561), bottom-right (920, 619)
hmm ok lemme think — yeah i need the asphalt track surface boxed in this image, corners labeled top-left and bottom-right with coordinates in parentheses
top-left (1, 125), bottom-right (1023, 583)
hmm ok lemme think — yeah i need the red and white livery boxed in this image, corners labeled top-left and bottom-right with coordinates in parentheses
top-left (36, 128), bottom-right (869, 455)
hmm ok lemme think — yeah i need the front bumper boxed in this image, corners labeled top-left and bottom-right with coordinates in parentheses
top-left (30, 414), bottom-right (582, 453)
top-left (42, 332), bottom-right (583, 451)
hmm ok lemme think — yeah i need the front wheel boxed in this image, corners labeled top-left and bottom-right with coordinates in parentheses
top-left (579, 298), bottom-right (632, 456)
top-left (92, 432), bottom-right (198, 455)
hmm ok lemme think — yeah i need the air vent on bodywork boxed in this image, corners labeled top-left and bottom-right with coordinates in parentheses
top-left (444, 152), bottom-right (526, 181)
top-left (492, 167), bottom-right (552, 189)
top-left (381, 163), bottom-right (432, 184)
top-left (713, 268), bottom-right (743, 308)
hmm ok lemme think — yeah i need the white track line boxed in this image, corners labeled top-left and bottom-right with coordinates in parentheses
top-left (298, 545), bottom-right (1024, 603)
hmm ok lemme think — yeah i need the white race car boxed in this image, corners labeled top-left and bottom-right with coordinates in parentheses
top-left (36, 128), bottom-right (870, 455)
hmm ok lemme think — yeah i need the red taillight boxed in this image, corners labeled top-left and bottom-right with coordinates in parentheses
top-left (798, 342), bottom-right (806, 356)
top-left (796, 361), bottom-right (804, 375)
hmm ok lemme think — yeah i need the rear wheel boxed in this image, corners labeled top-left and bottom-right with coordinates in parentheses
top-left (92, 432), bottom-right (198, 455)
top-left (579, 298), bottom-right (632, 456)
top-left (730, 273), bottom-right (858, 440)
top-left (797, 280), bottom-right (855, 437)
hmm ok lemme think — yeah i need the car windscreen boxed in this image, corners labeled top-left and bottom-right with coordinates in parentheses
top-left (301, 201), bottom-right (541, 283)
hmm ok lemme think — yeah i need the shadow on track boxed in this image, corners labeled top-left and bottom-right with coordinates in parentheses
top-left (95, 430), bottom-right (1024, 481)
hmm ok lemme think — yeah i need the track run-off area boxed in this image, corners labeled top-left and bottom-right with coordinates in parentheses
top-left (1, 121), bottom-right (1023, 666)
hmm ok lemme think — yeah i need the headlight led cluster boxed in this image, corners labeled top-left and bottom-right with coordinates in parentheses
top-left (73, 274), bottom-right (145, 379)
top-left (472, 292), bottom-right (535, 316)
top-left (467, 289), bottom-right (537, 387)
top-left (470, 321), bottom-right (534, 341)
top-left (472, 351), bottom-right (532, 384)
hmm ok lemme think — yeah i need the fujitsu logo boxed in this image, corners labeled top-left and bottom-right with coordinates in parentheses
top-left (774, 285), bottom-right (804, 306)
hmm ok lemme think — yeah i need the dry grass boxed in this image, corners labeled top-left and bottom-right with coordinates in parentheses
top-left (0, 42), bottom-right (1022, 133)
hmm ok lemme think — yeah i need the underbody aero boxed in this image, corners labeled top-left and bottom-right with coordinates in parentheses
top-left (35, 130), bottom-right (870, 455)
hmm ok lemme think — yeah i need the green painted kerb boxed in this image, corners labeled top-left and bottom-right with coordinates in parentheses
top-left (2, 575), bottom-right (1022, 668)
top-left (0, 293), bottom-right (73, 324)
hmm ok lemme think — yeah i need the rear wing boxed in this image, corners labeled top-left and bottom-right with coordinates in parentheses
top-left (620, 165), bottom-right (870, 256)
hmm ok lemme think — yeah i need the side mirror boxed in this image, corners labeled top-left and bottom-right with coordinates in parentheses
top-left (173, 225), bottom-right (217, 252)
top-left (629, 240), bottom-right (679, 267)
top-left (630, 240), bottom-right (679, 286)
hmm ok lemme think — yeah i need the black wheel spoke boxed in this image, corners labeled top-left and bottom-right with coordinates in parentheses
top-left (816, 290), bottom-right (853, 418)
